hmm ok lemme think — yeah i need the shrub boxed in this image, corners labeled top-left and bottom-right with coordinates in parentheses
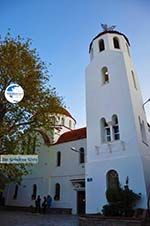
top-left (102, 179), bottom-right (141, 217)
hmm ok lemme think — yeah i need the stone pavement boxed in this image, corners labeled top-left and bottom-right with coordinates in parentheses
top-left (0, 211), bottom-right (79, 226)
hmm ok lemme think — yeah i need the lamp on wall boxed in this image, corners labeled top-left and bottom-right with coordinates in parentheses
top-left (143, 98), bottom-right (150, 107)
top-left (70, 147), bottom-right (80, 153)
top-left (70, 147), bottom-right (85, 153)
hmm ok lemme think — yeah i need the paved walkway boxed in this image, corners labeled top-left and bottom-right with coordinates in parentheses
top-left (0, 211), bottom-right (79, 226)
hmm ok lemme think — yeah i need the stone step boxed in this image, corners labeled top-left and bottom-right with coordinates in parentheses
top-left (0, 206), bottom-right (72, 214)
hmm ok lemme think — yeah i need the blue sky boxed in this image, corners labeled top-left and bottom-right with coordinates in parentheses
top-left (0, 0), bottom-right (150, 127)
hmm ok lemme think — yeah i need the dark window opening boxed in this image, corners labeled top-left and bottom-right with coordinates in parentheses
top-left (106, 170), bottom-right (119, 190)
top-left (99, 39), bottom-right (105, 52)
top-left (112, 115), bottom-right (120, 140)
top-left (57, 151), bottom-right (61, 167)
top-left (31, 184), bottom-right (37, 200)
top-left (79, 147), bottom-right (85, 164)
top-left (113, 37), bottom-right (120, 49)
top-left (13, 185), bottom-right (19, 200)
top-left (101, 67), bottom-right (109, 84)
top-left (101, 118), bottom-right (111, 143)
top-left (54, 183), bottom-right (60, 201)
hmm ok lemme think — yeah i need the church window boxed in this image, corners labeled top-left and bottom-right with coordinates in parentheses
top-left (101, 67), bottom-right (109, 84)
top-left (79, 147), bottom-right (85, 164)
top-left (61, 117), bottom-right (65, 126)
top-left (56, 151), bottom-right (61, 167)
top-left (99, 39), bottom-right (105, 52)
top-left (31, 184), bottom-right (37, 200)
top-left (106, 170), bottom-right (119, 189)
top-left (112, 115), bottom-right (120, 140)
top-left (101, 118), bottom-right (111, 143)
top-left (126, 43), bottom-right (130, 56)
top-left (69, 120), bottom-right (72, 129)
top-left (54, 183), bottom-right (60, 201)
top-left (113, 37), bottom-right (120, 49)
top-left (131, 71), bottom-right (137, 90)
top-left (139, 116), bottom-right (147, 144)
top-left (13, 184), bottom-right (19, 200)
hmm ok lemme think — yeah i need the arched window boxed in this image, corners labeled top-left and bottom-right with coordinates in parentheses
top-left (13, 184), bottom-right (19, 200)
top-left (54, 183), bottom-right (60, 201)
top-left (101, 67), bottom-right (109, 84)
top-left (113, 37), bottom-right (120, 49)
top-left (31, 184), bottom-right (37, 200)
top-left (131, 71), bottom-right (137, 90)
top-left (101, 118), bottom-right (111, 143)
top-left (79, 147), bottom-right (85, 164)
top-left (56, 151), bottom-right (61, 167)
top-left (106, 170), bottom-right (119, 189)
top-left (69, 120), bottom-right (72, 129)
top-left (99, 39), bottom-right (105, 52)
top-left (61, 117), bottom-right (65, 126)
top-left (112, 115), bottom-right (120, 140)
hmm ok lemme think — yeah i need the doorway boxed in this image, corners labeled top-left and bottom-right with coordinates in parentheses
top-left (77, 190), bottom-right (85, 214)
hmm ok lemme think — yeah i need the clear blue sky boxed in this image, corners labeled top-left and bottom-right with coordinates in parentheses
top-left (0, 0), bottom-right (150, 127)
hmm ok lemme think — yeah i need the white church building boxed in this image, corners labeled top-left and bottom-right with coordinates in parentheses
top-left (3, 27), bottom-right (150, 214)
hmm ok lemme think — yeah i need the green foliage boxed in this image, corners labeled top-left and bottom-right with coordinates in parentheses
top-left (102, 182), bottom-right (141, 217)
top-left (106, 187), bottom-right (123, 203)
top-left (0, 32), bottom-right (64, 183)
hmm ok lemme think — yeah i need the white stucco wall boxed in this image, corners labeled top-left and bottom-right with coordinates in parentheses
top-left (86, 31), bottom-right (150, 213)
top-left (4, 137), bottom-right (86, 214)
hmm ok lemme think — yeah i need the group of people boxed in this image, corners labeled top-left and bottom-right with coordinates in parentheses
top-left (35, 195), bottom-right (52, 214)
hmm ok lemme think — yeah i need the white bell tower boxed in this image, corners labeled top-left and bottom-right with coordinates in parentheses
top-left (85, 25), bottom-right (150, 214)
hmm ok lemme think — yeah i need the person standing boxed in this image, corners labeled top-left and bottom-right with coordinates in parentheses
top-left (35, 195), bottom-right (41, 213)
top-left (42, 196), bottom-right (47, 214)
top-left (47, 195), bottom-right (52, 208)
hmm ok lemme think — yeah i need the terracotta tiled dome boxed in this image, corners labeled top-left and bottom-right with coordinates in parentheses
top-left (54, 127), bottom-right (86, 144)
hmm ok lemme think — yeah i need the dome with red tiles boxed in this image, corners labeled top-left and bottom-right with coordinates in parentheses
top-left (54, 127), bottom-right (86, 144)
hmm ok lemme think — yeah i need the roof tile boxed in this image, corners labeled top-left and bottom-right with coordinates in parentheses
top-left (54, 127), bottom-right (86, 144)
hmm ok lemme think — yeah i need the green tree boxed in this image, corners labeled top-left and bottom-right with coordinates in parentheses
top-left (0, 33), bottom-right (64, 184)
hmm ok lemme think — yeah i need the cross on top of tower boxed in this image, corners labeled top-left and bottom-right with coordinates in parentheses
top-left (101, 24), bottom-right (116, 31)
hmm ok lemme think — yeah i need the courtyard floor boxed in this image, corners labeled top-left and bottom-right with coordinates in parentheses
top-left (0, 211), bottom-right (79, 226)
